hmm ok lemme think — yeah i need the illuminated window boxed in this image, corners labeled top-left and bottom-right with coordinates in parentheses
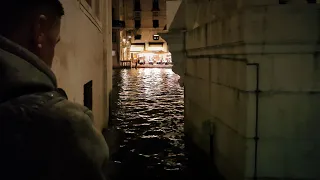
top-left (153, 35), bottom-right (160, 40)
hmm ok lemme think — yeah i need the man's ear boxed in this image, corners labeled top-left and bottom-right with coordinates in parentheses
top-left (34, 14), bottom-right (48, 45)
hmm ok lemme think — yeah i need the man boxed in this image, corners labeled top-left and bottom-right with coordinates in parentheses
top-left (0, 1), bottom-right (109, 180)
top-left (135, 58), bottom-right (138, 69)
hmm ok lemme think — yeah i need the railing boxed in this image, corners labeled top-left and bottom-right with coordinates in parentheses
top-left (120, 61), bottom-right (132, 68)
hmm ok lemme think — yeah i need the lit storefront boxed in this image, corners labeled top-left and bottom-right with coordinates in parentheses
top-left (128, 42), bottom-right (172, 65)
top-left (129, 43), bottom-right (145, 61)
top-left (136, 51), bottom-right (171, 64)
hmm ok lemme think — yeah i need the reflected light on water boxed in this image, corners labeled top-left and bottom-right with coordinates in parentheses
top-left (139, 68), bottom-right (165, 98)
top-left (111, 68), bottom-right (185, 177)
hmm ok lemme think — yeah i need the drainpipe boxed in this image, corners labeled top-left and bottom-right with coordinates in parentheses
top-left (182, 30), bottom-right (187, 57)
top-left (209, 120), bottom-right (215, 164)
top-left (246, 63), bottom-right (260, 180)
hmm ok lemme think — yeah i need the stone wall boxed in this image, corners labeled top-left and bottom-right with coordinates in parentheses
top-left (52, 0), bottom-right (112, 131)
top-left (169, 0), bottom-right (320, 179)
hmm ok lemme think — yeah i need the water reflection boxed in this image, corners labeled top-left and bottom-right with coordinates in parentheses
top-left (110, 68), bottom-right (185, 179)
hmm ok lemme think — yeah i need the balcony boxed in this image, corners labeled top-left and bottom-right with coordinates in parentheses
top-left (112, 20), bottom-right (125, 29)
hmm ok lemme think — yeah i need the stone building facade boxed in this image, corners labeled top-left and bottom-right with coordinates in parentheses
top-left (118, 0), bottom-right (168, 61)
top-left (163, 0), bottom-right (320, 179)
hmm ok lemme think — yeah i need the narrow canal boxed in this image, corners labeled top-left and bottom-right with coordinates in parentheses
top-left (109, 68), bottom-right (222, 180)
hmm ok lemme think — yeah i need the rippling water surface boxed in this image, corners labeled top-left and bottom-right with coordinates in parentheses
top-left (110, 68), bottom-right (220, 180)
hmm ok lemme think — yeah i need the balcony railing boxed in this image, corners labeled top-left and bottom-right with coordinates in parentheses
top-left (112, 20), bottom-right (125, 29)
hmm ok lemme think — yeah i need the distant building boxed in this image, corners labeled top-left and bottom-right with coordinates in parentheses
top-left (114, 0), bottom-right (171, 66)
top-left (52, 0), bottom-right (113, 131)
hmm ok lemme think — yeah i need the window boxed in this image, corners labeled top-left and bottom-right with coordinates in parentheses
top-left (84, 80), bottom-right (93, 110)
top-left (112, 8), bottom-right (115, 19)
top-left (152, 0), bottom-right (160, 11)
top-left (86, 0), bottom-right (92, 6)
top-left (153, 20), bottom-right (159, 28)
top-left (112, 32), bottom-right (117, 43)
top-left (134, 11), bottom-right (141, 20)
top-left (81, 0), bottom-right (101, 24)
top-left (134, 35), bottom-right (142, 40)
top-left (95, 0), bottom-right (100, 20)
top-left (153, 11), bottom-right (159, 17)
top-left (153, 35), bottom-right (160, 40)
top-left (135, 20), bottom-right (141, 29)
top-left (134, 0), bottom-right (141, 11)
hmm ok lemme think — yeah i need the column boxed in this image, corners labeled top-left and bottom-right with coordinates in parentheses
top-left (160, 30), bottom-right (186, 86)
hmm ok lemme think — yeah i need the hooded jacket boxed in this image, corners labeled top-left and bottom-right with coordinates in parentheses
top-left (0, 35), bottom-right (109, 180)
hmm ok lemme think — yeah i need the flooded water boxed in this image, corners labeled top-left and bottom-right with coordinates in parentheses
top-left (109, 68), bottom-right (221, 180)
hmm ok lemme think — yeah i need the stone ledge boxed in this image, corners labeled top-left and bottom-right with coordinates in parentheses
top-left (186, 42), bottom-right (319, 56)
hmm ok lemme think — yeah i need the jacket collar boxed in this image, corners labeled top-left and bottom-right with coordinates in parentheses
top-left (0, 35), bottom-right (57, 102)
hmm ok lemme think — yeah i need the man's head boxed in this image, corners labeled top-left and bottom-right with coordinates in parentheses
top-left (0, 0), bottom-right (64, 67)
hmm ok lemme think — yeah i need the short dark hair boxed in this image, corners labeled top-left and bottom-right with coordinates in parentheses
top-left (0, 0), bottom-right (64, 36)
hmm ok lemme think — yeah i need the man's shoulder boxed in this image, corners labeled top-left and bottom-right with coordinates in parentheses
top-left (36, 92), bottom-right (110, 165)
top-left (0, 90), bottom-right (92, 125)
top-left (0, 89), bottom-right (109, 164)
top-left (42, 92), bottom-right (93, 123)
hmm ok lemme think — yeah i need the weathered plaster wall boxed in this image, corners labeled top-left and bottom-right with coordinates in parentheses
top-left (52, 0), bottom-right (112, 131)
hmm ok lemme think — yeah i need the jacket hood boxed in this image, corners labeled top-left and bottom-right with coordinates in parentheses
top-left (0, 35), bottom-right (57, 102)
